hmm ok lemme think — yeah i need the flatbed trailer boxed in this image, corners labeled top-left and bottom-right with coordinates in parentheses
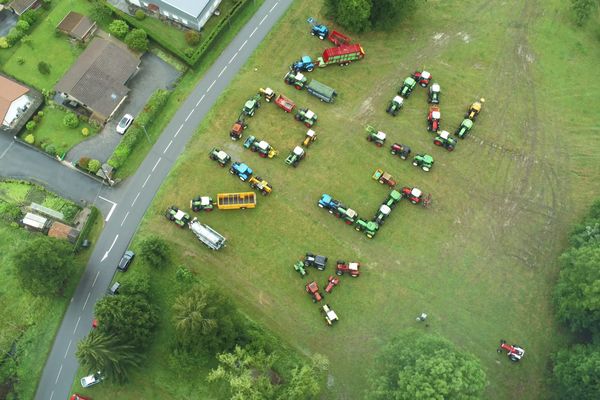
top-left (275, 94), bottom-right (296, 113)
top-left (217, 192), bottom-right (257, 210)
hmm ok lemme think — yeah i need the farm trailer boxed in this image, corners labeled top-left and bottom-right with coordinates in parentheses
top-left (217, 192), bottom-right (257, 210)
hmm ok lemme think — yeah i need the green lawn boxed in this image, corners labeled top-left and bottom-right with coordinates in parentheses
top-left (71, 0), bottom-right (600, 399)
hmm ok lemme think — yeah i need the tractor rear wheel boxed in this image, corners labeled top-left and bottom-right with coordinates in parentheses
top-left (447, 146), bottom-right (455, 152)
top-left (434, 140), bottom-right (442, 146)
top-left (336, 270), bottom-right (343, 276)
top-left (422, 166), bottom-right (430, 172)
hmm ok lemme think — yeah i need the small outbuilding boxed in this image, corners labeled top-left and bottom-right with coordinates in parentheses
top-left (56, 11), bottom-right (97, 42)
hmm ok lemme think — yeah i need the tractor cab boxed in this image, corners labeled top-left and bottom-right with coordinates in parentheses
top-left (230, 162), bottom-right (253, 181)
top-left (439, 130), bottom-right (450, 139)
top-left (434, 130), bottom-right (457, 151)
top-left (256, 140), bottom-right (270, 155)
top-left (429, 83), bottom-right (441, 104)
top-left (325, 276), bottom-right (340, 293)
top-left (385, 190), bottom-right (403, 208)
top-left (259, 87), bottom-right (275, 102)
top-left (392, 95), bottom-right (404, 107)
top-left (303, 129), bottom-right (317, 146)
top-left (375, 131), bottom-right (386, 142)
top-left (215, 150), bottom-right (229, 163)
top-left (428, 106), bottom-right (441, 132)
top-left (467, 98), bottom-right (485, 120)
top-left (292, 56), bottom-right (315, 72)
top-left (322, 304), bottom-right (339, 325)
top-left (243, 95), bottom-right (261, 117)
top-left (305, 253), bottom-right (328, 270)
top-left (374, 204), bottom-right (392, 225)
top-left (391, 143), bottom-right (411, 159)
top-left (430, 83), bottom-right (440, 93)
top-left (343, 208), bottom-right (358, 224)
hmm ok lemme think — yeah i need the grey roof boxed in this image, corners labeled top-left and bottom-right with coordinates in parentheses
top-left (55, 38), bottom-right (140, 119)
top-left (162, 0), bottom-right (211, 17)
top-left (8, 0), bottom-right (37, 15)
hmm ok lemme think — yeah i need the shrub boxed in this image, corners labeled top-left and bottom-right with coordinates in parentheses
top-left (90, 1), bottom-right (113, 25)
top-left (24, 134), bottom-right (35, 144)
top-left (42, 0), bottom-right (52, 10)
top-left (82, 127), bottom-right (90, 136)
top-left (37, 111), bottom-right (44, 118)
top-left (15, 56), bottom-right (24, 65)
top-left (109, 19), bottom-right (129, 38)
top-left (20, 9), bottom-right (40, 25)
top-left (78, 157), bottom-right (90, 169)
top-left (124, 28), bottom-right (149, 52)
top-left (0, 37), bottom-right (8, 48)
top-left (38, 61), bottom-right (50, 75)
top-left (25, 121), bottom-right (36, 131)
top-left (6, 28), bottom-right (23, 45)
top-left (44, 144), bottom-right (56, 156)
top-left (139, 235), bottom-right (170, 268)
top-left (87, 159), bottom-right (101, 173)
top-left (16, 20), bottom-right (30, 32)
top-left (63, 112), bottom-right (79, 128)
top-left (184, 30), bottom-right (201, 46)
top-left (184, 47), bottom-right (196, 58)
top-left (135, 9), bottom-right (145, 20)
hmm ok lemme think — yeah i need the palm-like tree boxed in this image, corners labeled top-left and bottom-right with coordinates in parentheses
top-left (76, 330), bottom-right (143, 383)
top-left (172, 286), bottom-right (217, 341)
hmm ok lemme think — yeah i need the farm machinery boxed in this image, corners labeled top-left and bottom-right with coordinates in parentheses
top-left (355, 218), bottom-right (379, 238)
top-left (466, 98), bottom-right (485, 120)
top-left (275, 94), bottom-right (296, 113)
top-left (209, 148), bottom-right (231, 166)
top-left (190, 196), bottom-right (214, 212)
top-left (293, 260), bottom-right (308, 277)
top-left (295, 108), bottom-right (318, 127)
top-left (324, 275), bottom-right (340, 293)
top-left (398, 76), bottom-right (417, 98)
top-left (386, 95), bottom-right (404, 116)
top-left (412, 154), bottom-right (434, 172)
top-left (306, 281), bottom-right (323, 302)
top-left (321, 304), bottom-right (339, 325)
top-left (316, 43), bottom-right (365, 67)
top-left (383, 189), bottom-right (403, 209)
top-left (366, 125), bottom-right (386, 147)
top-left (336, 260), bottom-right (360, 277)
top-left (307, 17), bottom-right (329, 40)
top-left (428, 83), bottom-right (441, 104)
top-left (497, 340), bottom-right (525, 362)
top-left (390, 143), bottom-right (411, 159)
top-left (303, 129), bottom-right (317, 146)
top-left (427, 105), bottom-right (441, 132)
top-left (229, 161), bottom-right (253, 181)
top-left (285, 146), bottom-right (306, 167)
top-left (259, 87), bottom-right (275, 102)
top-left (217, 192), bottom-right (256, 210)
top-left (291, 55), bottom-right (315, 73)
top-left (230, 116), bottom-right (247, 140)
top-left (248, 176), bottom-right (273, 195)
top-left (455, 118), bottom-right (474, 139)
top-left (243, 136), bottom-right (278, 158)
top-left (165, 206), bottom-right (190, 228)
top-left (433, 130), bottom-right (457, 151)
top-left (304, 253), bottom-right (328, 271)
top-left (373, 204), bottom-right (392, 225)
top-left (335, 205), bottom-right (358, 225)
top-left (242, 94), bottom-right (261, 117)
top-left (372, 168), bottom-right (396, 187)
top-left (284, 71), bottom-right (308, 89)
top-left (401, 187), bottom-right (431, 207)
top-left (412, 70), bottom-right (432, 87)
top-left (318, 194), bottom-right (343, 214)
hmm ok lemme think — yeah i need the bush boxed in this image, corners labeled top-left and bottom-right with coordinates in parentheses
top-left (44, 144), bottom-right (56, 156)
top-left (134, 9), bottom-right (145, 20)
top-left (6, 28), bottom-right (23, 45)
top-left (63, 112), bottom-right (79, 128)
top-left (0, 37), bottom-right (8, 48)
top-left (109, 19), bottom-right (129, 38)
top-left (0, 202), bottom-right (22, 222)
top-left (90, 1), bottom-right (113, 25)
top-left (184, 47), bottom-right (196, 58)
top-left (20, 9), bottom-right (40, 25)
top-left (24, 134), bottom-right (34, 144)
top-left (25, 121), bottom-right (36, 131)
top-left (82, 127), bottom-right (90, 136)
top-left (42, 0), bottom-right (51, 10)
top-left (184, 30), bottom-right (201, 46)
top-left (15, 20), bottom-right (30, 32)
top-left (38, 61), bottom-right (50, 75)
top-left (87, 159), bottom-right (101, 173)
top-left (78, 157), bottom-right (90, 169)
top-left (139, 235), bottom-right (170, 268)
top-left (124, 28), bottom-right (148, 52)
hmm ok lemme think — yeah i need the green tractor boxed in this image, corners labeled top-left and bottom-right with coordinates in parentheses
top-left (285, 146), bottom-right (306, 167)
top-left (355, 218), bottom-right (379, 238)
top-left (190, 196), bottom-right (214, 212)
top-left (335, 205), bottom-right (358, 225)
top-left (244, 136), bottom-right (278, 158)
top-left (293, 260), bottom-right (308, 277)
top-left (366, 125), bottom-right (386, 147)
top-left (284, 71), bottom-right (308, 89)
top-left (295, 108), bottom-right (318, 127)
top-left (386, 95), bottom-right (404, 116)
top-left (433, 130), bottom-right (457, 152)
top-left (242, 94), bottom-right (261, 117)
top-left (384, 190), bottom-right (403, 209)
top-left (412, 154), bottom-right (434, 172)
top-left (398, 76), bottom-right (417, 98)
top-left (455, 118), bottom-right (474, 139)
top-left (165, 206), bottom-right (190, 228)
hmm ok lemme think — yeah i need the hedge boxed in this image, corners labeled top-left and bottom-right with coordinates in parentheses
top-left (107, 89), bottom-right (171, 169)
top-left (74, 206), bottom-right (99, 253)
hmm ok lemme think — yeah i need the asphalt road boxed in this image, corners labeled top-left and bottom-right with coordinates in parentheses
top-left (32, 1), bottom-right (293, 399)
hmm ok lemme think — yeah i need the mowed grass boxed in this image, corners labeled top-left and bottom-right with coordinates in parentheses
top-left (97, 0), bottom-right (600, 399)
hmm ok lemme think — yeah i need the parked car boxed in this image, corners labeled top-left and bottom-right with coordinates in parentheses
top-left (70, 394), bottom-right (93, 400)
top-left (117, 250), bottom-right (135, 271)
top-left (116, 114), bottom-right (134, 134)
top-left (107, 282), bottom-right (120, 295)
top-left (80, 371), bottom-right (103, 388)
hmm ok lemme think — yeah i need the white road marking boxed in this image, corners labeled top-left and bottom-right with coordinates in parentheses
top-left (185, 109), bottom-right (194, 122)
top-left (218, 65), bottom-right (227, 77)
top-left (259, 15), bottom-right (268, 25)
top-left (239, 40), bottom-right (248, 51)
top-left (101, 234), bottom-right (119, 262)
top-left (92, 270), bottom-right (100, 287)
top-left (49, 391), bottom-right (54, 400)
top-left (0, 141), bottom-right (14, 159)
top-left (163, 140), bottom-right (173, 154)
top-left (98, 196), bottom-right (117, 222)
top-left (228, 52), bottom-right (238, 64)
top-left (207, 80), bottom-right (216, 92)
top-left (64, 340), bottom-right (72, 359)
top-left (142, 174), bottom-right (151, 188)
top-left (73, 316), bottom-right (81, 334)
top-left (131, 192), bottom-right (141, 207)
top-left (121, 211), bottom-right (129, 227)
top-left (196, 94), bottom-right (205, 107)
top-left (82, 292), bottom-right (91, 310)
top-left (152, 157), bottom-right (161, 172)
top-left (55, 364), bottom-right (63, 384)
top-left (270, 2), bottom-right (278, 12)
top-left (175, 124), bottom-right (183, 138)
top-left (250, 27), bottom-right (258, 37)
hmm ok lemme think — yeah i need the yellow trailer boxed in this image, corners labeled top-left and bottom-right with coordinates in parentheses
top-left (217, 192), bottom-right (257, 210)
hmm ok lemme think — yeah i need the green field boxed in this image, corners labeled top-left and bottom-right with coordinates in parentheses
top-left (81, 0), bottom-right (600, 398)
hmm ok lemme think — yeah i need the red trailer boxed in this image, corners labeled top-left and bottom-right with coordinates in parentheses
top-left (317, 44), bottom-right (365, 67)
top-left (275, 94), bottom-right (295, 113)
top-left (328, 30), bottom-right (351, 46)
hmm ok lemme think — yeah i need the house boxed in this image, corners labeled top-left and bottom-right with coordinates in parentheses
top-left (54, 37), bottom-right (141, 124)
top-left (0, 74), bottom-right (38, 131)
top-left (127, 0), bottom-right (222, 31)
top-left (56, 11), bottom-right (97, 42)
top-left (7, 0), bottom-right (40, 16)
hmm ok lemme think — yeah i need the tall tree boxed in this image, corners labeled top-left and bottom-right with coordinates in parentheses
top-left (278, 354), bottom-right (329, 400)
top-left (554, 245), bottom-right (600, 335)
top-left (332, 0), bottom-right (372, 33)
top-left (139, 235), bottom-right (170, 268)
top-left (368, 330), bottom-right (487, 400)
top-left (12, 236), bottom-right (74, 296)
top-left (172, 285), bottom-right (217, 342)
top-left (553, 344), bottom-right (600, 400)
top-left (76, 330), bottom-right (143, 384)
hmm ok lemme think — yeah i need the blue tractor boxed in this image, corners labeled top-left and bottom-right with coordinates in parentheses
top-left (229, 161), bottom-right (253, 182)
top-left (307, 17), bottom-right (329, 40)
top-left (291, 56), bottom-right (315, 73)
top-left (318, 194), bottom-right (343, 214)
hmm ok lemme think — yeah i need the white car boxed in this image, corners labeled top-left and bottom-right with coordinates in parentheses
top-left (116, 114), bottom-right (134, 134)
top-left (80, 371), bottom-right (103, 388)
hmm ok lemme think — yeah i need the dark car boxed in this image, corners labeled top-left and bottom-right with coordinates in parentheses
top-left (117, 250), bottom-right (135, 271)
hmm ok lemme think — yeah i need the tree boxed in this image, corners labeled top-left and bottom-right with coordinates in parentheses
top-left (370, 0), bottom-right (416, 29)
top-left (15, 20), bottom-right (30, 32)
top-left (326, 0), bottom-right (372, 33)
top-left (124, 28), bottom-right (149, 52)
top-left (12, 237), bottom-right (74, 296)
top-left (76, 330), bottom-right (143, 384)
top-left (108, 19), bottom-right (129, 38)
top-left (208, 345), bottom-right (278, 400)
top-left (37, 61), bottom-right (50, 75)
top-left (172, 285), bottom-right (216, 343)
top-left (279, 354), bottom-right (329, 400)
top-left (90, 1), bottom-right (113, 25)
top-left (571, 0), bottom-right (599, 26)
top-left (87, 159), bottom-right (101, 173)
top-left (570, 199), bottom-right (600, 248)
top-left (139, 235), bottom-right (170, 268)
top-left (553, 343), bottom-right (600, 400)
top-left (63, 112), bottom-right (79, 128)
top-left (554, 245), bottom-right (600, 335)
top-left (368, 330), bottom-right (487, 400)
top-left (78, 157), bottom-right (90, 169)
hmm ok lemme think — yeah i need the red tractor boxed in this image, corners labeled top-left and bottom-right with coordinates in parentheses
top-left (427, 105), bottom-right (441, 132)
top-left (324, 275), bottom-right (340, 293)
top-left (390, 143), bottom-right (411, 160)
top-left (306, 281), bottom-right (323, 302)
top-left (497, 340), bottom-right (525, 362)
top-left (412, 70), bottom-right (432, 87)
top-left (230, 116), bottom-right (248, 140)
top-left (401, 187), bottom-right (424, 205)
top-left (336, 260), bottom-right (360, 277)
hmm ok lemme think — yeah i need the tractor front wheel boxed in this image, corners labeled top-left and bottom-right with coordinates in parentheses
top-left (376, 142), bottom-right (383, 147)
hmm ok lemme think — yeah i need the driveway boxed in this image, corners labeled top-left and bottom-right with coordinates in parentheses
top-left (67, 52), bottom-right (181, 164)
top-left (0, 9), bottom-right (17, 36)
